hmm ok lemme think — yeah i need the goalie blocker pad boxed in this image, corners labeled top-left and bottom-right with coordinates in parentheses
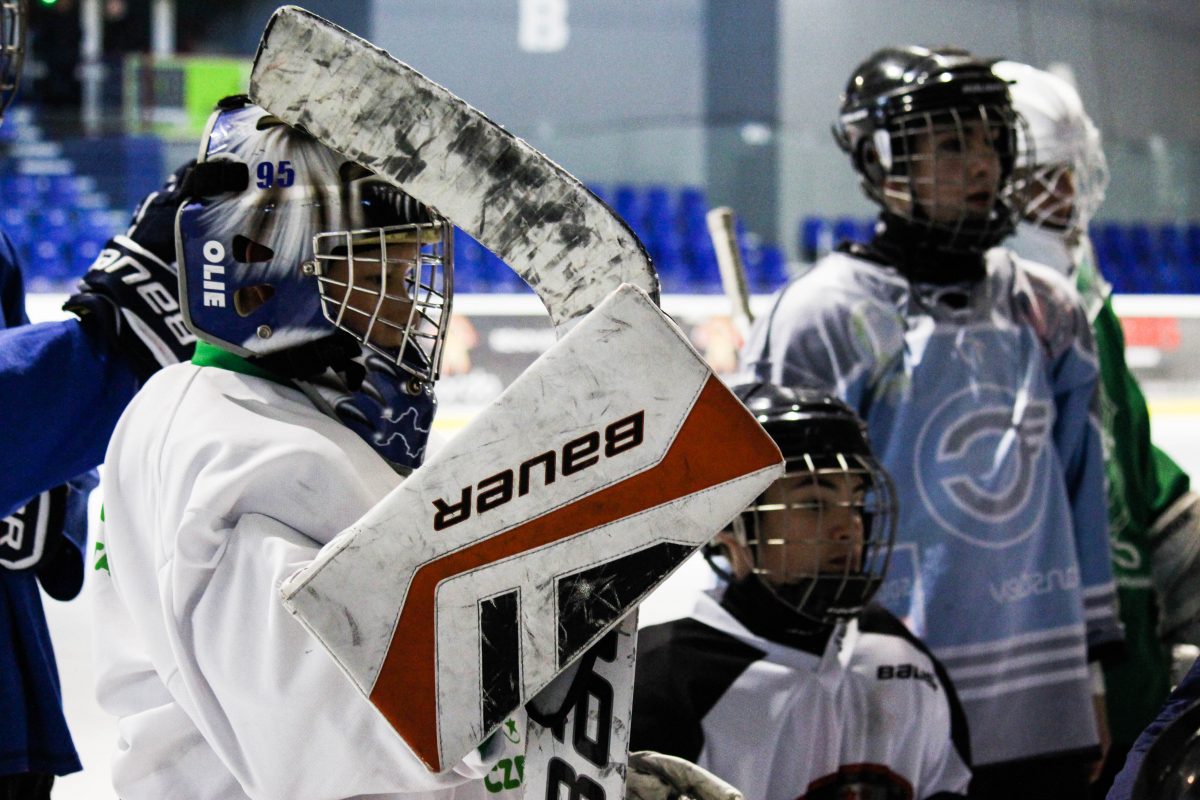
top-left (280, 285), bottom-right (782, 772)
top-left (251, 6), bottom-right (658, 332)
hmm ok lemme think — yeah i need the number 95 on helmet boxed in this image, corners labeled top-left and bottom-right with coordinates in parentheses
top-left (176, 95), bottom-right (453, 386)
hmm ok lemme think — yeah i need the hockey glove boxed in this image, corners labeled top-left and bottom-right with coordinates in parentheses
top-left (1150, 490), bottom-right (1200, 645)
top-left (65, 160), bottom-right (197, 382)
top-left (1, 485), bottom-right (67, 572)
top-left (1, 475), bottom-right (94, 601)
top-left (626, 752), bottom-right (744, 800)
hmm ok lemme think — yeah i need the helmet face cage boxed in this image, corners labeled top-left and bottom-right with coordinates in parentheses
top-left (179, 102), bottom-right (453, 383)
top-left (1012, 124), bottom-right (1108, 241)
top-left (998, 59), bottom-right (1110, 241)
top-left (313, 218), bottom-right (453, 384)
top-left (878, 102), bottom-right (1026, 250)
top-left (734, 450), bottom-right (897, 628)
top-left (0, 0), bottom-right (26, 121)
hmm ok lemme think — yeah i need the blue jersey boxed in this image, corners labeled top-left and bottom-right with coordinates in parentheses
top-left (743, 247), bottom-right (1121, 767)
top-left (0, 228), bottom-right (129, 777)
top-left (0, 238), bottom-right (138, 519)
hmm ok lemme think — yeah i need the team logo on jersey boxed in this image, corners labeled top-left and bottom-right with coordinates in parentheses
top-left (803, 763), bottom-right (913, 799)
top-left (914, 384), bottom-right (1053, 548)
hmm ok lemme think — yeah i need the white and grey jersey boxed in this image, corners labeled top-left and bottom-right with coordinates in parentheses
top-left (631, 591), bottom-right (972, 800)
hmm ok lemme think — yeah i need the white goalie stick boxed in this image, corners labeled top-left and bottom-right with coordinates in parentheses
top-left (277, 285), bottom-right (780, 787)
top-left (251, 6), bottom-right (657, 334)
top-left (249, 8), bottom-right (781, 799)
top-left (705, 206), bottom-right (755, 333)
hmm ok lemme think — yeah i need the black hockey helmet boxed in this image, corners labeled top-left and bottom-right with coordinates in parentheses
top-left (721, 382), bottom-right (897, 629)
top-left (833, 45), bottom-right (1024, 252)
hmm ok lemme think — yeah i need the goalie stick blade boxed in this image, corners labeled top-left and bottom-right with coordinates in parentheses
top-left (279, 284), bottom-right (783, 773)
top-left (251, 6), bottom-right (658, 331)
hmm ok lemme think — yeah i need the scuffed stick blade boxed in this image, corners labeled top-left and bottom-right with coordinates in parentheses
top-left (251, 6), bottom-right (658, 331)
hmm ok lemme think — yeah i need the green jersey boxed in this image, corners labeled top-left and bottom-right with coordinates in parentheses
top-left (1078, 249), bottom-right (1191, 744)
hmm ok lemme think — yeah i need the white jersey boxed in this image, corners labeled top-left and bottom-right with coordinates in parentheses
top-left (92, 361), bottom-right (526, 800)
top-left (631, 577), bottom-right (972, 800)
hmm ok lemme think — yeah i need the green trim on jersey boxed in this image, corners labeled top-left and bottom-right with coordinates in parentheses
top-left (1085, 261), bottom-right (1190, 742)
top-left (192, 340), bottom-right (294, 388)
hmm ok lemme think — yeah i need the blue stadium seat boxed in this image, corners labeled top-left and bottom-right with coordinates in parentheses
top-left (1185, 223), bottom-right (1200, 273)
top-left (833, 216), bottom-right (869, 248)
top-left (588, 183), bottom-right (611, 207)
top-left (747, 245), bottom-right (788, 293)
top-left (1127, 224), bottom-right (1161, 292)
top-left (1, 207), bottom-right (30, 247)
top-left (1159, 224), bottom-right (1190, 293)
top-left (1093, 223), bottom-right (1132, 292)
top-left (678, 188), bottom-right (709, 237)
top-left (72, 236), bottom-right (105, 273)
top-left (27, 239), bottom-right (69, 283)
top-left (37, 208), bottom-right (75, 250)
top-left (645, 185), bottom-right (673, 229)
top-left (451, 228), bottom-right (487, 293)
top-left (1, 174), bottom-right (40, 209)
top-left (613, 185), bottom-right (646, 237)
top-left (46, 174), bottom-right (81, 207)
top-left (799, 216), bottom-right (833, 262)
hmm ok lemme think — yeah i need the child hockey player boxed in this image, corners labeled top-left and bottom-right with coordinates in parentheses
top-left (632, 383), bottom-right (971, 799)
top-left (741, 47), bottom-right (1122, 799)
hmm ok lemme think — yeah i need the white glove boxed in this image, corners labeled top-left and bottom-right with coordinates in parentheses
top-left (1150, 491), bottom-right (1200, 645)
top-left (625, 752), bottom-right (743, 800)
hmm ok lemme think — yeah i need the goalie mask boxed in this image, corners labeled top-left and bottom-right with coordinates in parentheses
top-left (177, 96), bottom-right (453, 386)
top-left (995, 60), bottom-right (1108, 246)
top-left (833, 45), bottom-right (1024, 253)
top-left (0, 0), bottom-right (25, 122)
top-left (722, 383), bottom-right (896, 629)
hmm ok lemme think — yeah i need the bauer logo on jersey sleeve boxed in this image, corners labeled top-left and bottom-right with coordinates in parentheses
top-left (279, 285), bottom-right (782, 772)
top-left (914, 384), bottom-right (1053, 548)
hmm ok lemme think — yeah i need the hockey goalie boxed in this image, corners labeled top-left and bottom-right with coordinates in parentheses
top-left (88, 9), bottom-right (780, 800)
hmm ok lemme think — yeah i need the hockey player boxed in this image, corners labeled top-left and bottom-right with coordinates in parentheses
top-left (0, 2), bottom-right (194, 795)
top-left (741, 47), bottom-right (1122, 799)
top-left (631, 383), bottom-right (972, 799)
top-left (89, 96), bottom-right (527, 799)
top-left (996, 59), bottom-right (1196, 797)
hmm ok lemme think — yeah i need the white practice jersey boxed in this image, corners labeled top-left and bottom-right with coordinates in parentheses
top-left (92, 361), bottom-right (527, 800)
top-left (631, 579), bottom-right (972, 800)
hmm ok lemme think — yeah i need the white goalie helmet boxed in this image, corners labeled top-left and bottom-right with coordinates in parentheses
top-left (994, 60), bottom-right (1109, 240)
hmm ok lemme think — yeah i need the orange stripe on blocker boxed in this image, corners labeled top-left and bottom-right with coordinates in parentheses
top-left (370, 375), bottom-right (781, 771)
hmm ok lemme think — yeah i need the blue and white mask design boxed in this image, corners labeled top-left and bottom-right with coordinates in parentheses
top-left (177, 97), bottom-right (453, 385)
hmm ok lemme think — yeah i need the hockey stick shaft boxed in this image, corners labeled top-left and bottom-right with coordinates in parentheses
top-left (705, 207), bottom-right (754, 332)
